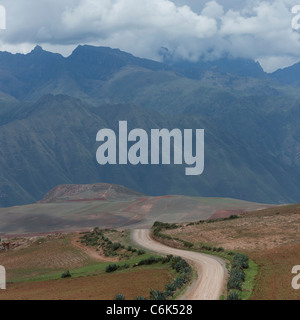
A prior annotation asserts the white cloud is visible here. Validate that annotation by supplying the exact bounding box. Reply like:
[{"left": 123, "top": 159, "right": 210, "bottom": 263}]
[
  {"left": 201, "top": 1, "right": 224, "bottom": 18},
  {"left": 0, "top": 0, "right": 300, "bottom": 71}
]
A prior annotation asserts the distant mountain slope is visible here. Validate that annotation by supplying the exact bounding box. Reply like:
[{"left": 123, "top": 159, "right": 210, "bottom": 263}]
[
  {"left": 40, "top": 183, "right": 144, "bottom": 203},
  {"left": 0, "top": 45, "right": 291, "bottom": 105},
  {"left": 1, "top": 46, "right": 300, "bottom": 206},
  {"left": 0, "top": 94, "right": 300, "bottom": 207},
  {"left": 0, "top": 45, "right": 170, "bottom": 102},
  {"left": 271, "top": 62, "right": 300, "bottom": 86},
  {"left": 167, "top": 57, "right": 266, "bottom": 79}
]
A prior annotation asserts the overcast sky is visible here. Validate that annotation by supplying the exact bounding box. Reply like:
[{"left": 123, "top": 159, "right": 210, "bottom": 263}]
[{"left": 0, "top": 0, "right": 300, "bottom": 72}]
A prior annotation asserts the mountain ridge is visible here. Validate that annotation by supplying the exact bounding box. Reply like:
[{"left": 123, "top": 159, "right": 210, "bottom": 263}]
[
  {"left": 1, "top": 46, "right": 300, "bottom": 206},
  {"left": 39, "top": 183, "right": 144, "bottom": 203}
]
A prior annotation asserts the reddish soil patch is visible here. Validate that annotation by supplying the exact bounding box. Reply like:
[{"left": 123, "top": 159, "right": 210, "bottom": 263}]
[
  {"left": 122, "top": 196, "right": 175, "bottom": 214},
  {"left": 210, "top": 210, "right": 245, "bottom": 220},
  {"left": 154, "top": 196, "right": 174, "bottom": 200},
  {"left": 123, "top": 198, "right": 149, "bottom": 213},
  {"left": 66, "top": 198, "right": 106, "bottom": 202}
]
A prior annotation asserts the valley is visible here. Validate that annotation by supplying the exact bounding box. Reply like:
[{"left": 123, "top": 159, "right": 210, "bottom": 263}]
[
  {"left": 1, "top": 46, "right": 300, "bottom": 206},
  {"left": 0, "top": 44, "right": 300, "bottom": 301}
]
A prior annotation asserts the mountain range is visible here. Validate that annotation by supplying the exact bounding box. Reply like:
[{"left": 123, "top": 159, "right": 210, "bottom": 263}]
[{"left": 1, "top": 45, "right": 300, "bottom": 207}]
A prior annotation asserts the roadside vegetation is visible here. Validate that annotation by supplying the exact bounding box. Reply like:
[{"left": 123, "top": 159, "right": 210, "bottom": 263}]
[
  {"left": 111, "top": 255, "right": 192, "bottom": 300},
  {"left": 152, "top": 219, "right": 257, "bottom": 300},
  {"left": 79, "top": 228, "right": 145, "bottom": 260}
]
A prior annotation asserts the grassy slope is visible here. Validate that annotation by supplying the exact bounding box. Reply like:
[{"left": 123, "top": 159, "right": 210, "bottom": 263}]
[
  {"left": 0, "top": 231, "right": 173, "bottom": 300},
  {"left": 0, "top": 230, "right": 183, "bottom": 300}
]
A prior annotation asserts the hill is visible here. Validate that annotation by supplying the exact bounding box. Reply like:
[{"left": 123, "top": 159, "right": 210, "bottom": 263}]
[
  {"left": 40, "top": 183, "right": 144, "bottom": 203},
  {"left": 0, "top": 182, "right": 268, "bottom": 235}
]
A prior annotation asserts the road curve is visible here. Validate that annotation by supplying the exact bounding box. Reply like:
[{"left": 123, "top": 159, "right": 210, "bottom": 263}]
[{"left": 132, "top": 229, "right": 226, "bottom": 300}]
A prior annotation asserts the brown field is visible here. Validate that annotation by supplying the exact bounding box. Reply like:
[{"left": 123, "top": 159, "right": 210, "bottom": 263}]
[
  {"left": 0, "top": 267, "right": 172, "bottom": 300},
  {"left": 250, "top": 245, "right": 300, "bottom": 300},
  {"left": 164, "top": 204, "right": 300, "bottom": 300},
  {"left": 0, "top": 231, "right": 173, "bottom": 300},
  {"left": 0, "top": 234, "right": 92, "bottom": 281}
]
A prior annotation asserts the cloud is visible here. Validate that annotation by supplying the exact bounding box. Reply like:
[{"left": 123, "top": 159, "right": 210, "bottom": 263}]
[
  {"left": 0, "top": 0, "right": 300, "bottom": 71},
  {"left": 201, "top": 1, "right": 224, "bottom": 18}
]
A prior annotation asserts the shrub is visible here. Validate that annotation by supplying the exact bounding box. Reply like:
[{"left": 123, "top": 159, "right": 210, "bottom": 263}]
[
  {"left": 164, "top": 290, "right": 174, "bottom": 298},
  {"left": 114, "top": 294, "right": 125, "bottom": 300},
  {"left": 230, "top": 268, "right": 246, "bottom": 282},
  {"left": 171, "top": 257, "right": 190, "bottom": 274},
  {"left": 137, "top": 250, "right": 145, "bottom": 256},
  {"left": 202, "top": 245, "right": 212, "bottom": 251},
  {"left": 112, "top": 243, "right": 121, "bottom": 251},
  {"left": 233, "top": 254, "right": 249, "bottom": 269},
  {"left": 106, "top": 264, "right": 119, "bottom": 273},
  {"left": 183, "top": 241, "right": 193, "bottom": 248},
  {"left": 150, "top": 289, "right": 167, "bottom": 300},
  {"left": 228, "top": 277, "right": 243, "bottom": 291},
  {"left": 166, "top": 283, "right": 177, "bottom": 292},
  {"left": 162, "top": 255, "right": 173, "bottom": 264},
  {"left": 138, "top": 256, "right": 161, "bottom": 266},
  {"left": 135, "top": 296, "right": 147, "bottom": 300},
  {"left": 173, "top": 277, "right": 187, "bottom": 288},
  {"left": 61, "top": 270, "right": 71, "bottom": 279},
  {"left": 227, "top": 291, "right": 241, "bottom": 300}
]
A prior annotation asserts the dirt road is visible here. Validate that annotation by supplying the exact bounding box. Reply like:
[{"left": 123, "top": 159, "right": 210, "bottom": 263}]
[{"left": 131, "top": 229, "right": 226, "bottom": 300}]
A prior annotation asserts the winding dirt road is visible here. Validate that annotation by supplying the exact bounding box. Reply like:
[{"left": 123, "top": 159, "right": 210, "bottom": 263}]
[{"left": 132, "top": 229, "right": 226, "bottom": 300}]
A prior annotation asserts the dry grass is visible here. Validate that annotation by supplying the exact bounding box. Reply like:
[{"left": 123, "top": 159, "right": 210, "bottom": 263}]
[
  {"left": 164, "top": 204, "right": 300, "bottom": 300},
  {"left": 166, "top": 206, "right": 300, "bottom": 251},
  {"left": 0, "top": 234, "right": 91, "bottom": 282}
]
